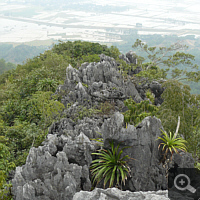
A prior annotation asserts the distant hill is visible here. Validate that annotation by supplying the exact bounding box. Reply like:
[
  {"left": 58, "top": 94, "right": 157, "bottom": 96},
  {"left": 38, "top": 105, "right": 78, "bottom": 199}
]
[{"left": 0, "top": 43, "right": 48, "bottom": 64}]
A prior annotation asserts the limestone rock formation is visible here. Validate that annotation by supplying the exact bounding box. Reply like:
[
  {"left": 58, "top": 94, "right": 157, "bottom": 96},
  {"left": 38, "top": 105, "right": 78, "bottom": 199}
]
[
  {"left": 102, "top": 113, "right": 167, "bottom": 191},
  {"left": 119, "top": 53, "right": 130, "bottom": 64},
  {"left": 11, "top": 54, "right": 195, "bottom": 200},
  {"left": 73, "top": 188, "right": 195, "bottom": 200},
  {"left": 57, "top": 54, "right": 143, "bottom": 110},
  {"left": 73, "top": 188, "right": 169, "bottom": 200},
  {"left": 125, "top": 50, "right": 137, "bottom": 64},
  {"left": 12, "top": 133, "right": 94, "bottom": 200}
]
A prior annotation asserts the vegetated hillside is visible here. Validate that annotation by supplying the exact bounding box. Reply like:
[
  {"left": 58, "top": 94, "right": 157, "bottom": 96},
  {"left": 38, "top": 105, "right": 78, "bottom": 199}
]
[
  {"left": 0, "top": 40, "right": 200, "bottom": 199},
  {"left": 0, "top": 40, "right": 120, "bottom": 165},
  {"left": 0, "top": 43, "right": 48, "bottom": 64},
  {"left": 0, "top": 58, "right": 16, "bottom": 75}
]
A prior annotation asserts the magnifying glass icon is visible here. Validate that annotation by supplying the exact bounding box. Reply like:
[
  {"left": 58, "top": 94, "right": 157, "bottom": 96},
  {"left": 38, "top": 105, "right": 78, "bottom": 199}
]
[{"left": 174, "top": 174, "right": 196, "bottom": 193}]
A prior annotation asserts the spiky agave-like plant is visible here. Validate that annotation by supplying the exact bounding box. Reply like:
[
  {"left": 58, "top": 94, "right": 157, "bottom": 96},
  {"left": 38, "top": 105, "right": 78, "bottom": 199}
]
[
  {"left": 90, "top": 141, "right": 131, "bottom": 189},
  {"left": 157, "top": 129, "right": 187, "bottom": 161}
]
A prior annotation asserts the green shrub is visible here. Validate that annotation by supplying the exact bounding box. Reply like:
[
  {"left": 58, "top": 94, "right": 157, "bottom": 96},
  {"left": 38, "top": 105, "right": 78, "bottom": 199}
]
[
  {"left": 98, "top": 101, "right": 115, "bottom": 116},
  {"left": 123, "top": 98, "right": 158, "bottom": 126},
  {"left": 0, "top": 142, "right": 15, "bottom": 199}
]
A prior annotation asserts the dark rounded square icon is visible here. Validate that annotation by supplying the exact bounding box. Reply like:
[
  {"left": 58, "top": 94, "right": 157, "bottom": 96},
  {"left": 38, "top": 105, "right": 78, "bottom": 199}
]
[{"left": 168, "top": 167, "right": 200, "bottom": 200}]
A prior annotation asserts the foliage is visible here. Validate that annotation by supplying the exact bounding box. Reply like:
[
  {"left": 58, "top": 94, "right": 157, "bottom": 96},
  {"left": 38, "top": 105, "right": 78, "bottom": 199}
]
[
  {"left": 123, "top": 98, "right": 158, "bottom": 126},
  {"left": 157, "top": 129, "right": 187, "bottom": 161},
  {"left": 52, "top": 40, "right": 120, "bottom": 68},
  {"left": 82, "top": 83, "right": 88, "bottom": 88},
  {"left": 98, "top": 101, "right": 115, "bottom": 116},
  {"left": 118, "top": 59, "right": 133, "bottom": 77},
  {"left": 157, "top": 79, "right": 199, "bottom": 140},
  {"left": 0, "top": 141, "right": 15, "bottom": 199},
  {"left": 195, "top": 162, "right": 200, "bottom": 171},
  {"left": 90, "top": 131, "right": 103, "bottom": 147},
  {"left": 37, "top": 78, "right": 59, "bottom": 92},
  {"left": 0, "top": 46, "right": 67, "bottom": 196},
  {"left": 74, "top": 106, "right": 99, "bottom": 121},
  {"left": 145, "top": 89, "right": 155, "bottom": 104},
  {"left": 0, "top": 59, "right": 15, "bottom": 75},
  {"left": 135, "top": 63, "right": 168, "bottom": 81},
  {"left": 1, "top": 94, "right": 64, "bottom": 166},
  {"left": 187, "top": 127, "right": 200, "bottom": 162},
  {"left": 0, "top": 91, "right": 64, "bottom": 167},
  {"left": 132, "top": 39, "right": 200, "bottom": 82},
  {"left": 26, "top": 91, "right": 65, "bottom": 132},
  {"left": 79, "top": 54, "right": 100, "bottom": 65},
  {"left": 90, "top": 141, "right": 131, "bottom": 189}
]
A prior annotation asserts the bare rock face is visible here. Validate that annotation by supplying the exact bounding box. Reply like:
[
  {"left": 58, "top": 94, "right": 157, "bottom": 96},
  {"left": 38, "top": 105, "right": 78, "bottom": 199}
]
[
  {"left": 125, "top": 51, "right": 137, "bottom": 64},
  {"left": 12, "top": 133, "right": 94, "bottom": 200},
  {"left": 11, "top": 113, "right": 195, "bottom": 200},
  {"left": 171, "top": 152, "right": 195, "bottom": 169},
  {"left": 56, "top": 54, "right": 143, "bottom": 110},
  {"left": 102, "top": 113, "right": 167, "bottom": 191},
  {"left": 119, "top": 53, "right": 130, "bottom": 64},
  {"left": 73, "top": 188, "right": 169, "bottom": 200},
  {"left": 149, "top": 81, "right": 165, "bottom": 105}
]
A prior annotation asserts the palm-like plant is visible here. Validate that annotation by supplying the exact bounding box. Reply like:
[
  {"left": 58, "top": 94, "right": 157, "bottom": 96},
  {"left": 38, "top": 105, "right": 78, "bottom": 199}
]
[
  {"left": 157, "top": 129, "right": 187, "bottom": 161},
  {"left": 90, "top": 141, "right": 131, "bottom": 189}
]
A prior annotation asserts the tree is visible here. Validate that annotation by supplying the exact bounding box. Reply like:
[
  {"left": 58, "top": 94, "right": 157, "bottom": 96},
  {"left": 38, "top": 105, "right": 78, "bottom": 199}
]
[
  {"left": 132, "top": 39, "right": 200, "bottom": 82},
  {"left": 0, "top": 59, "right": 15, "bottom": 75},
  {"left": 0, "top": 139, "right": 15, "bottom": 199},
  {"left": 27, "top": 91, "right": 65, "bottom": 133},
  {"left": 157, "top": 79, "right": 199, "bottom": 140},
  {"left": 132, "top": 39, "right": 200, "bottom": 162}
]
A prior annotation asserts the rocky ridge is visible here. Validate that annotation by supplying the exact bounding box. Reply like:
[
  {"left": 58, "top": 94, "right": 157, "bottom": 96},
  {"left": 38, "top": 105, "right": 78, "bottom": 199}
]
[{"left": 11, "top": 53, "right": 194, "bottom": 200}]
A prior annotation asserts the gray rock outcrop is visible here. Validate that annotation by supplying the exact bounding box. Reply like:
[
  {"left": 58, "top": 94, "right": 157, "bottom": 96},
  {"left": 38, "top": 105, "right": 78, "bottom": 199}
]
[
  {"left": 125, "top": 51, "right": 137, "bottom": 64},
  {"left": 102, "top": 113, "right": 167, "bottom": 191},
  {"left": 73, "top": 188, "right": 169, "bottom": 200},
  {"left": 11, "top": 54, "right": 195, "bottom": 200},
  {"left": 12, "top": 133, "right": 94, "bottom": 200},
  {"left": 119, "top": 53, "right": 130, "bottom": 64},
  {"left": 57, "top": 54, "right": 143, "bottom": 110}
]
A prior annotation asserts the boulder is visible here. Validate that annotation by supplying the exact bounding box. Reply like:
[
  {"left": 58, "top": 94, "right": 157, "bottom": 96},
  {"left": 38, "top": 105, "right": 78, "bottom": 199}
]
[
  {"left": 119, "top": 53, "right": 130, "bottom": 64},
  {"left": 135, "top": 80, "right": 165, "bottom": 106},
  {"left": 101, "top": 113, "right": 195, "bottom": 192},
  {"left": 149, "top": 81, "right": 165, "bottom": 105},
  {"left": 126, "top": 50, "right": 137, "bottom": 64},
  {"left": 11, "top": 112, "right": 195, "bottom": 200}
]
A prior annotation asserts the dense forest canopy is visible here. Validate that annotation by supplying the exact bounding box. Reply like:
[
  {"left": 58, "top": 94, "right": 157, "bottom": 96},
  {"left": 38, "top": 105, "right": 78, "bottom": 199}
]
[
  {"left": 0, "top": 40, "right": 200, "bottom": 199},
  {"left": 0, "top": 59, "right": 15, "bottom": 75}
]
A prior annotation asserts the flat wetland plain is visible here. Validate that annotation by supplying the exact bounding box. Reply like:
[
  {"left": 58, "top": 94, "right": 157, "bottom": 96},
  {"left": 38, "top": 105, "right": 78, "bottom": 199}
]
[{"left": 1, "top": 0, "right": 200, "bottom": 44}]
